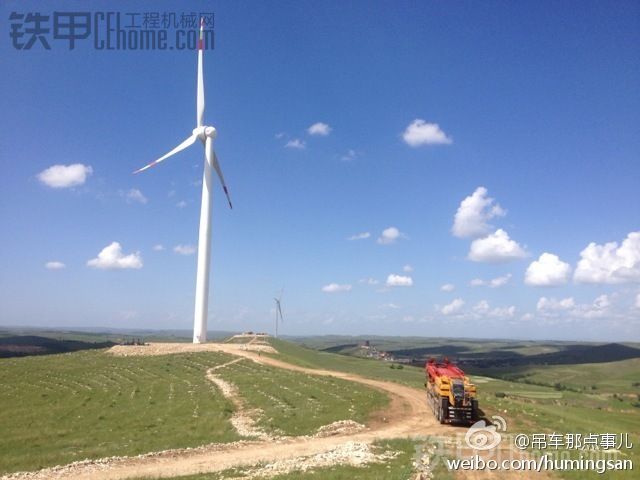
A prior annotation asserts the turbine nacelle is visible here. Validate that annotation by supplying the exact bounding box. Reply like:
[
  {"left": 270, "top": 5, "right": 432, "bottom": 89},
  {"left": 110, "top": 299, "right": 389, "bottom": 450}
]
[{"left": 193, "top": 126, "right": 217, "bottom": 141}]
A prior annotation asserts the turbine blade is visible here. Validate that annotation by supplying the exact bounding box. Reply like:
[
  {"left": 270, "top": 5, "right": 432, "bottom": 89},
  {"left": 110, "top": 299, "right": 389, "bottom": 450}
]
[
  {"left": 211, "top": 148, "right": 233, "bottom": 209},
  {"left": 277, "top": 303, "right": 284, "bottom": 322},
  {"left": 133, "top": 133, "right": 198, "bottom": 174},
  {"left": 197, "top": 18, "right": 205, "bottom": 127}
]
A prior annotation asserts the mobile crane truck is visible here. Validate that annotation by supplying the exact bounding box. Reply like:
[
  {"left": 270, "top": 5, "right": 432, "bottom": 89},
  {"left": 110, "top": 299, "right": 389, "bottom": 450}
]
[{"left": 426, "top": 357, "right": 479, "bottom": 424}]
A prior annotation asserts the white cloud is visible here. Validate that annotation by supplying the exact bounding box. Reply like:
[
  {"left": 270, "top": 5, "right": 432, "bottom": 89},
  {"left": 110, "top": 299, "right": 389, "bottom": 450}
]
[
  {"left": 473, "top": 300, "right": 515, "bottom": 318},
  {"left": 341, "top": 149, "right": 359, "bottom": 161},
  {"left": 491, "top": 305, "right": 517, "bottom": 318},
  {"left": 441, "top": 283, "right": 455, "bottom": 292},
  {"left": 490, "top": 274, "right": 512, "bottom": 288},
  {"left": 45, "top": 261, "right": 65, "bottom": 270},
  {"left": 348, "top": 232, "right": 371, "bottom": 241},
  {"left": 468, "top": 229, "right": 527, "bottom": 263},
  {"left": 359, "top": 278, "right": 379, "bottom": 285},
  {"left": 152, "top": 244, "right": 164, "bottom": 251},
  {"left": 119, "top": 310, "right": 139, "bottom": 321},
  {"left": 124, "top": 188, "right": 147, "bottom": 204},
  {"left": 473, "top": 300, "right": 490, "bottom": 314},
  {"left": 470, "top": 273, "right": 513, "bottom": 288},
  {"left": 403, "top": 264, "right": 414, "bottom": 272},
  {"left": 441, "top": 298, "right": 464, "bottom": 315},
  {"left": 537, "top": 296, "right": 575, "bottom": 312},
  {"left": 571, "top": 295, "right": 612, "bottom": 319},
  {"left": 37, "top": 164, "right": 93, "bottom": 188},
  {"left": 386, "top": 274, "right": 413, "bottom": 287},
  {"left": 402, "top": 119, "right": 452, "bottom": 147},
  {"left": 174, "top": 244, "right": 196, "bottom": 255},
  {"left": 285, "top": 138, "right": 306, "bottom": 149},
  {"left": 275, "top": 132, "right": 286, "bottom": 139},
  {"left": 574, "top": 232, "right": 640, "bottom": 284},
  {"left": 176, "top": 200, "right": 187, "bottom": 208},
  {"left": 452, "top": 187, "right": 505, "bottom": 238},
  {"left": 321, "top": 283, "right": 352, "bottom": 293},
  {"left": 525, "top": 253, "right": 571, "bottom": 286},
  {"left": 536, "top": 294, "right": 615, "bottom": 320},
  {"left": 307, "top": 122, "right": 332, "bottom": 136},
  {"left": 635, "top": 293, "right": 640, "bottom": 309},
  {"left": 377, "top": 226, "right": 406, "bottom": 245},
  {"left": 593, "top": 294, "right": 610, "bottom": 309},
  {"left": 87, "top": 242, "right": 142, "bottom": 270},
  {"left": 381, "top": 303, "right": 401, "bottom": 309}
]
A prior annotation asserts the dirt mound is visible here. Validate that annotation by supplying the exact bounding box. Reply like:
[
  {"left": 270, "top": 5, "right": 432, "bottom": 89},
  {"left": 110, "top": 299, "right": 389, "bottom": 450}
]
[
  {"left": 313, "top": 420, "right": 366, "bottom": 438},
  {"left": 240, "top": 441, "right": 398, "bottom": 478},
  {"left": 108, "top": 342, "right": 276, "bottom": 357}
]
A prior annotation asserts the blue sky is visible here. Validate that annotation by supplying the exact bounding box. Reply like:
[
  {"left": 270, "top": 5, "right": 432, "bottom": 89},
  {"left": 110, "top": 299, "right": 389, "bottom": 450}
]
[{"left": 1, "top": 1, "right": 639, "bottom": 341}]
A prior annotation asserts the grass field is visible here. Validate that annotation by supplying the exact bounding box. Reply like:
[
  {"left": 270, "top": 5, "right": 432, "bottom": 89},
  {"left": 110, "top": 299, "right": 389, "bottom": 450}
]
[
  {"left": 480, "top": 358, "right": 640, "bottom": 394},
  {"left": 269, "top": 339, "right": 425, "bottom": 387},
  {"left": 214, "top": 358, "right": 388, "bottom": 436},
  {"left": 0, "top": 350, "right": 239, "bottom": 473},
  {"left": 0, "top": 347, "right": 388, "bottom": 475}
]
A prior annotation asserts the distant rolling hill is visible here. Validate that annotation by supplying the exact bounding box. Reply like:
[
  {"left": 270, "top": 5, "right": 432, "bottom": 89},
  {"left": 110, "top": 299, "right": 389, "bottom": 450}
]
[
  {"left": 0, "top": 335, "right": 115, "bottom": 358},
  {"left": 458, "top": 343, "right": 640, "bottom": 367},
  {"left": 319, "top": 340, "right": 640, "bottom": 368}
]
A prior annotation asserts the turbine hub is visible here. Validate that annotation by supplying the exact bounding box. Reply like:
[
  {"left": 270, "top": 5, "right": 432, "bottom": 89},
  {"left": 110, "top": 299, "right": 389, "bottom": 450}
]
[
  {"left": 192, "top": 126, "right": 206, "bottom": 140},
  {"left": 192, "top": 126, "right": 216, "bottom": 141}
]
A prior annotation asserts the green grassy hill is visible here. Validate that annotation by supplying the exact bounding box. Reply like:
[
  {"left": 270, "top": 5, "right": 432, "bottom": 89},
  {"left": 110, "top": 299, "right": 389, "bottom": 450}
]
[
  {"left": 214, "top": 357, "right": 387, "bottom": 436},
  {"left": 2, "top": 336, "right": 638, "bottom": 479},
  {"left": 0, "top": 335, "right": 115, "bottom": 358},
  {"left": 477, "top": 358, "right": 640, "bottom": 394},
  {"left": 0, "top": 346, "right": 387, "bottom": 475},
  {"left": 295, "top": 335, "right": 640, "bottom": 363},
  {"left": 0, "top": 351, "right": 237, "bottom": 473},
  {"left": 269, "top": 339, "right": 425, "bottom": 386}
]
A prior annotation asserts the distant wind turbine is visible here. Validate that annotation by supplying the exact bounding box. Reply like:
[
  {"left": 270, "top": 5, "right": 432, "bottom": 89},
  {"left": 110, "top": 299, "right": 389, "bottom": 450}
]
[
  {"left": 133, "top": 18, "right": 232, "bottom": 344},
  {"left": 274, "top": 290, "right": 284, "bottom": 338}
]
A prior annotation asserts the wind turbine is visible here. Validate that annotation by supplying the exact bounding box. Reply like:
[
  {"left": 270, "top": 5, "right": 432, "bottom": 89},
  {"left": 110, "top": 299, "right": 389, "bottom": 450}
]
[
  {"left": 133, "top": 18, "right": 232, "bottom": 344},
  {"left": 274, "top": 290, "right": 284, "bottom": 338}
]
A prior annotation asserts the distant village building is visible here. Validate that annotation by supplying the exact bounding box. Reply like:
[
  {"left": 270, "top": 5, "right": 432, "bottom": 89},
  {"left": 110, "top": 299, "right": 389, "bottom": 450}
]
[{"left": 359, "top": 342, "right": 397, "bottom": 362}]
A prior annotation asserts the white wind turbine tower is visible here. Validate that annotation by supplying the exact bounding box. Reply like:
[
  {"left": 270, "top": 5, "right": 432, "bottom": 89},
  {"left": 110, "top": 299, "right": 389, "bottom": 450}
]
[
  {"left": 274, "top": 290, "right": 284, "bottom": 338},
  {"left": 134, "top": 18, "right": 232, "bottom": 344}
]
